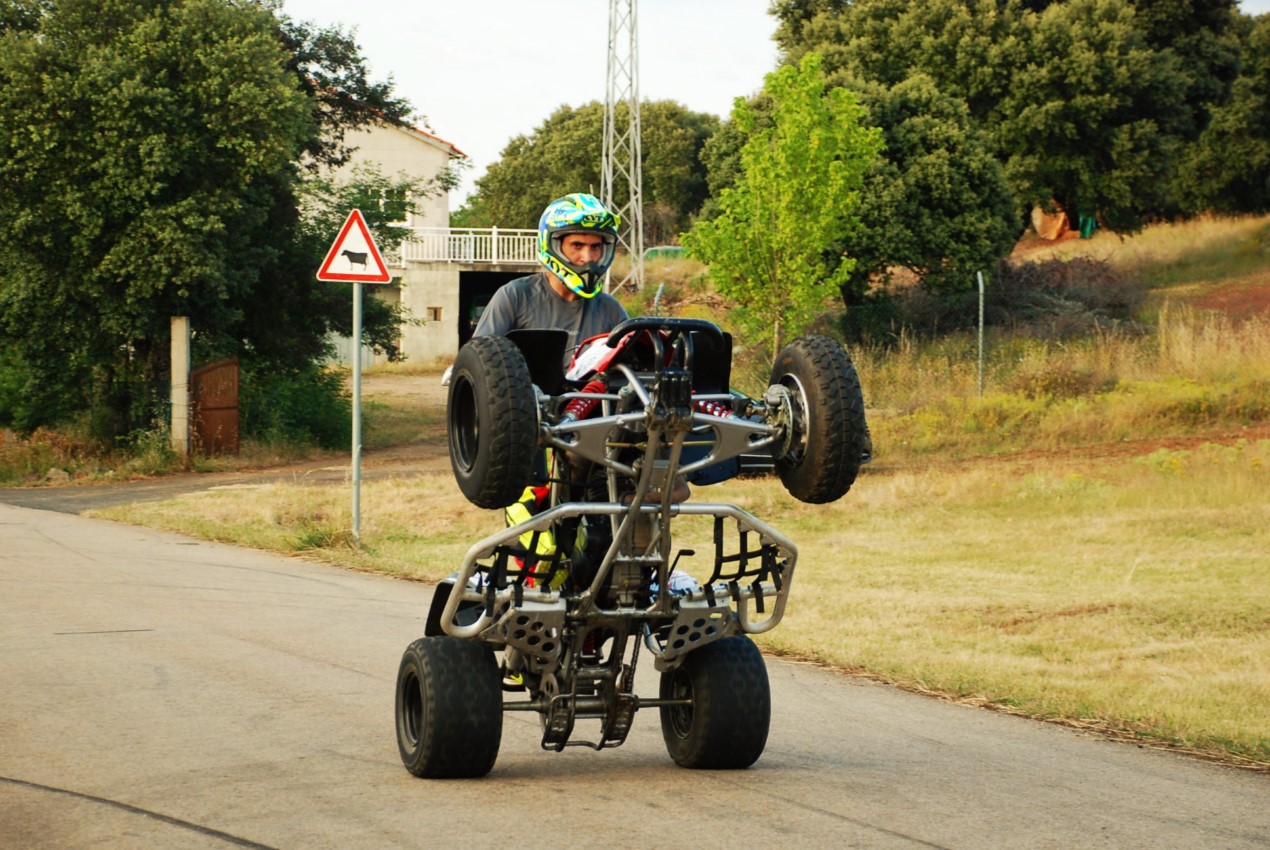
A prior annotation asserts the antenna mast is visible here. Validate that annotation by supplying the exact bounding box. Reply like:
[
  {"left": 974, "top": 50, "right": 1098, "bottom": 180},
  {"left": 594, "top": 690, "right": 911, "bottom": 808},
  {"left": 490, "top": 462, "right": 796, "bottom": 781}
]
[{"left": 602, "top": 0, "right": 644, "bottom": 292}]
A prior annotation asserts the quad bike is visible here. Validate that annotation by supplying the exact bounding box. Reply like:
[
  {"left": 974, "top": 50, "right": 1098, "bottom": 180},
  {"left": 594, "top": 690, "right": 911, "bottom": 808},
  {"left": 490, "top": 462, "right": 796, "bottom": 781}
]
[{"left": 394, "top": 317, "right": 867, "bottom": 777}]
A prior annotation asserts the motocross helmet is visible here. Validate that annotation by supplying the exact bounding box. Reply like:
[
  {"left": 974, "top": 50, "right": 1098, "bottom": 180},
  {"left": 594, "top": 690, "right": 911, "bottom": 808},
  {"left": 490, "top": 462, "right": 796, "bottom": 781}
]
[{"left": 537, "top": 193, "right": 620, "bottom": 298}]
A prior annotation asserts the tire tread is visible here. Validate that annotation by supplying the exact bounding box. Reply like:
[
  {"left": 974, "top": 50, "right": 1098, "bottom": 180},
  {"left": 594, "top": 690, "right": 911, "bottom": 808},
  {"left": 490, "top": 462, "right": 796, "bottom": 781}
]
[{"left": 396, "top": 636, "right": 502, "bottom": 778}]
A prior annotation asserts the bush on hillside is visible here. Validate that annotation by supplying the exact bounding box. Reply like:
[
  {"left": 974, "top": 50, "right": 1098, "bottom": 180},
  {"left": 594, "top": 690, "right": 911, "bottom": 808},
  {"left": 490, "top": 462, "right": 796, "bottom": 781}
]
[{"left": 842, "top": 257, "right": 1147, "bottom": 342}]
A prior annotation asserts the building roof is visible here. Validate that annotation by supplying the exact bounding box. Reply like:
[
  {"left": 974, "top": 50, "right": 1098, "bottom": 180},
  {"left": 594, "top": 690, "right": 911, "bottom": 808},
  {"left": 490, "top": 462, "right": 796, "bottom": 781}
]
[{"left": 394, "top": 124, "right": 467, "bottom": 159}]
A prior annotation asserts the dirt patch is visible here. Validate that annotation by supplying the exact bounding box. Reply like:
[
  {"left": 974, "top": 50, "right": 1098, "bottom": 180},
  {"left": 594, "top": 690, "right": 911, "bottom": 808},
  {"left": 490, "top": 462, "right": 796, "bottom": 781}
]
[
  {"left": 1190, "top": 271, "right": 1270, "bottom": 319},
  {"left": 359, "top": 370, "right": 449, "bottom": 406},
  {"left": 870, "top": 423, "right": 1270, "bottom": 479}
]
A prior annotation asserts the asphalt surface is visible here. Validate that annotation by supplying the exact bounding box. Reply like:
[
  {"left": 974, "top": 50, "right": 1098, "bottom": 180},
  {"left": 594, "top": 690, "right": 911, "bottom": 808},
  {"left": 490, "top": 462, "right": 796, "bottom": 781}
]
[{"left": 1, "top": 502, "right": 1267, "bottom": 849}]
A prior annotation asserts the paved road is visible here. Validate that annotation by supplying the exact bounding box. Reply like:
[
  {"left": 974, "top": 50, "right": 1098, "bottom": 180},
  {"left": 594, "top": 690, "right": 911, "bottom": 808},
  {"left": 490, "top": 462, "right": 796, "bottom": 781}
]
[{"left": 1, "top": 503, "right": 1266, "bottom": 849}]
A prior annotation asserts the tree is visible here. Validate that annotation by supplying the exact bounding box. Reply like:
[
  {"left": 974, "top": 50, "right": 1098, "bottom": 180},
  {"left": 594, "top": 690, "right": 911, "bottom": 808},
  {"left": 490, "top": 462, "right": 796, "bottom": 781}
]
[
  {"left": 997, "top": 0, "right": 1190, "bottom": 230},
  {"left": 0, "top": 0, "right": 430, "bottom": 436},
  {"left": 1170, "top": 11, "right": 1270, "bottom": 213},
  {"left": 770, "top": 0, "right": 1211, "bottom": 230},
  {"left": 1130, "top": 0, "right": 1241, "bottom": 142},
  {"left": 845, "top": 75, "right": 1020, "bottom": 300},
  {"left": 275, "top": 13, "right": 414, "bottom": 170},
  {"left": 699, "top": 78, "right": 1018, "bottom": 302},
  {"left": 682, "top": 53, "right": 883, "bottom": 358},
  {"left": 0, "top": 0, "right": 312, "bottom": 433},
  {"left": 452, "top": 100, "right": 719, "bottom": 243}
]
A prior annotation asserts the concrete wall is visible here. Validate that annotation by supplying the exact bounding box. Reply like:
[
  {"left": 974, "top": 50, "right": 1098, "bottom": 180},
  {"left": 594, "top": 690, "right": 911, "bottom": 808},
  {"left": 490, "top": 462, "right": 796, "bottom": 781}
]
[
  {"left": 326, "top": 123, "right": 455, "bottom": 228},
  {"left": 395, "top": 265, "right": 462, "bottom": 364}
]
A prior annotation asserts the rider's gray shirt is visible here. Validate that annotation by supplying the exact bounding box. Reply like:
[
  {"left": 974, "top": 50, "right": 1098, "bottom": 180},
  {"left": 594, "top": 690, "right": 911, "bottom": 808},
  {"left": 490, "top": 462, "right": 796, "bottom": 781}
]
[{"left": 472, "top": 272, "right": 628, "bottom": 361}]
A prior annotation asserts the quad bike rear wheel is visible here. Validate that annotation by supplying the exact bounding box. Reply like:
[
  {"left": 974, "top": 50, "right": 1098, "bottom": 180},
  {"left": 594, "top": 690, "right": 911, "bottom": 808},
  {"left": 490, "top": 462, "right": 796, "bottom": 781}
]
[
  {"left": 659, "top": 635, "right": 770, "bottom": 769},
  {"left": 447, "top": 335, "right": 538, "bottom": 508},
  {"left": 395, "top": 637, "right": 503, "bottom": 778},
  {"left": 769, "top": 335, "right": 868, "bottom": 504}
]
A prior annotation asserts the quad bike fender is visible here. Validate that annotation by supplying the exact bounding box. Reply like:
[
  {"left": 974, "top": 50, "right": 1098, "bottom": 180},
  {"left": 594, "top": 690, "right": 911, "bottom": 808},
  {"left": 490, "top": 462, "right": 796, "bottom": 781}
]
[{"left": 425, "top": 574, "right": 483, "bottom": 637}]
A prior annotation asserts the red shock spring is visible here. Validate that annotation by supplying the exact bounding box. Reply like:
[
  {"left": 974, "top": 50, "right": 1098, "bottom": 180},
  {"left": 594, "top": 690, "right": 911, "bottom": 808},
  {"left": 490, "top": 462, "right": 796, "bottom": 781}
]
[
  {"left": 563, "top": 379, "right": 607, "bottom": 420},
  {"left": 693, "top": 398, "right": 734, "bottom": 418}
]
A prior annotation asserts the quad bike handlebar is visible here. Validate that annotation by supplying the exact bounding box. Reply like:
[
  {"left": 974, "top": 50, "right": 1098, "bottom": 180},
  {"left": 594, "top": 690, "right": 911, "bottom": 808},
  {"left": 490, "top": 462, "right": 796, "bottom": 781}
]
[{"left": 604, "top": 316, "right": 726, "bottom": 349}]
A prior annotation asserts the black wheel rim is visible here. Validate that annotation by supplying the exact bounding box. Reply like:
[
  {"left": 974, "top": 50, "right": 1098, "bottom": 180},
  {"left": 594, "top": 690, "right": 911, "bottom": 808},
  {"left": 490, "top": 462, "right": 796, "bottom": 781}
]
[
  {"left": 450, "top": 375, "right": 478, "bottom": 474},
  {"left": 667, "top": 668, "right": 694, "bottom": 738},
  {"left": 400, "top": 667, "right": 423, "bottom": 747}
]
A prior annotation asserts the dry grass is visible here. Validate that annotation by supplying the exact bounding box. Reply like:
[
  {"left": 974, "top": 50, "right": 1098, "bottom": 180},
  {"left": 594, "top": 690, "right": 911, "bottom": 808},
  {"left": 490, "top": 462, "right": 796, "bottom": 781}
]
[
  {"left": 750, "top": 441, "right": 1269, "bottom": 764},
  {"left": 1016, "top": 213, "right": 1270, "bottom": 282},
  {"left": 856, "top": 309, "right": 1270, "bottom": 462}
]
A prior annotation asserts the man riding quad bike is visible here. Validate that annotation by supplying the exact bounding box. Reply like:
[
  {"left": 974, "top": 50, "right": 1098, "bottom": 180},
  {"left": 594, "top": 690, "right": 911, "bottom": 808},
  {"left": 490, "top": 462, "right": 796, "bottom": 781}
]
[{"left": 395, "top": 316, "right": 867, "bottom": 777}]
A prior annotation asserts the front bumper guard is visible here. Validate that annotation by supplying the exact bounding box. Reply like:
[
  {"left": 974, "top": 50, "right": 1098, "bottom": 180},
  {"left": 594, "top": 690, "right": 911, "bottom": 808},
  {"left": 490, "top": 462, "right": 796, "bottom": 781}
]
[{"left": 439, "top": 501, "right": 797, "bottom": 669}]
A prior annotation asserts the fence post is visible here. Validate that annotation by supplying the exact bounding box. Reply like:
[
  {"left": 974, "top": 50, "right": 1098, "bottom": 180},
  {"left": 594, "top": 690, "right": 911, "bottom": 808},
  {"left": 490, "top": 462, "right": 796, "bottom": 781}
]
[
  {"left": 491, "top": 226, "right": 499, "bottom": 264},
  {"left": 977, "top": 270, "right": 986, "bottom": 398},
  {"left": 170, "top": 316, "right": 190, "bottom": 457}
]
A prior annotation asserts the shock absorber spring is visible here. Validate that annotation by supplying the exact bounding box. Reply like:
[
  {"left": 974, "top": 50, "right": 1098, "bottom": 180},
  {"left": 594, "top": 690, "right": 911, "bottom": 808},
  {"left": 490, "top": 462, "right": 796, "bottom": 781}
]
[
  {"left": 693, "top": 398, "right": 734, "bottom": 418},
  {"left": 562, "top": 379, "right": 607, "bottom": 421}
]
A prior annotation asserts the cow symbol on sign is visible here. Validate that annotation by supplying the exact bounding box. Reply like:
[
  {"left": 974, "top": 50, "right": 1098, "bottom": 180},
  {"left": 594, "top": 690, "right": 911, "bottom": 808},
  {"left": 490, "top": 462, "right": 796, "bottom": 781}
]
[{"left": 341, "top": 250, "right": 368, "bottom": 270}]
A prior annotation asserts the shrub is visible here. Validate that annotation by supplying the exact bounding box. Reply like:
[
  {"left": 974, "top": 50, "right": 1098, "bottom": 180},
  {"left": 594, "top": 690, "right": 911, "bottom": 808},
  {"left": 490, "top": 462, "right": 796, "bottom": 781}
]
[
  {"left": 239, "top": 364, "right": 350, "bottom": 449},
  {"left": 0, "top": 345, "right": 24, "bottom": 429},
  {"left": 1007, "top": 362, "right": 1117, "bottom": 400},
  {"left": 992, "top": 257, "right": 1147, "bottom": 330},
  {"left": 844, "top": 257, "right": 1148, "bottom": 344}
]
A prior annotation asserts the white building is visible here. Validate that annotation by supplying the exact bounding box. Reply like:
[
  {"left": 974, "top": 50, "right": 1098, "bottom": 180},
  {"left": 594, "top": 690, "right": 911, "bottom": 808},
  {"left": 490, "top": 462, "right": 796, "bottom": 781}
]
[{"left": 328, "top": 123, "right": 537, "bottom": 366}]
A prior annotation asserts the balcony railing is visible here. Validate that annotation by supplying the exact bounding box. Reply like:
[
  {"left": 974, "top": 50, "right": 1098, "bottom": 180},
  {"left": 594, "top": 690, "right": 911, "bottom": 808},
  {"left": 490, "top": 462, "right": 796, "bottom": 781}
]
[{"left": 394, "top": 227, "right": 538, "bottom": 265}]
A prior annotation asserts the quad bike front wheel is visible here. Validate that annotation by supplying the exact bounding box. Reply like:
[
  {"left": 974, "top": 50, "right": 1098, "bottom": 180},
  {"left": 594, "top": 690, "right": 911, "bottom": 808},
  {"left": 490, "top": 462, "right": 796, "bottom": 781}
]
[
  {"left": 447, "top": 335, "right": 538, "bottom": 508},
  {"left": 659, "top": 636, "right": 770, "bottom": 769},
  {"left": 395, "top": 637, "right": 503, "bottom": 778},
  {"left": 769, "top": 335, "right": 868, "bottom": 504}
]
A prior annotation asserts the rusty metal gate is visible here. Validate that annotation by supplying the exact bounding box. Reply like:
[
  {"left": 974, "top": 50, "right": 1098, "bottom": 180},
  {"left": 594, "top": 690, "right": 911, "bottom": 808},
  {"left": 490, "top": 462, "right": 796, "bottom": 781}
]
[{"left": 191, "top": 357, "right": 239, "bottom": 455}]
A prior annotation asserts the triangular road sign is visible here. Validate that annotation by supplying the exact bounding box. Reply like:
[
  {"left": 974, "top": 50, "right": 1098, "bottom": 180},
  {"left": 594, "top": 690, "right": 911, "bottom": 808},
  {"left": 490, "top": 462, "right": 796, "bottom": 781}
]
[{"left": 316, "top": 209, "right": 393, "bottom": 283}]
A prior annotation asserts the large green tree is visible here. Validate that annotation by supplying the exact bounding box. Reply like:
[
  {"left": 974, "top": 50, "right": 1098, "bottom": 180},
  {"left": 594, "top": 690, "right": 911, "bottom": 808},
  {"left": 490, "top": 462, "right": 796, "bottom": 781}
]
[
  {"left": 998, "top": 0, "right": 1191, "bottom": 230},
  {"left": 770, "top": 0, "right": 1222, "bottom": 230},
  {"left": 699, "top": 77, "right": 1018, "bottom": 300},
  {"left": 0, "top": 0, "right": 310, "bottom": 432},
  {"left": 0, "top": 0, "right": 427, "bottom": 435},
  {"left": 453, "top": 100, "right": 719, "bottom": 244},
  {"left": 845, "top": 75, "right": 1020, "bottom": 299},
  {"left": 1170, "top": 11, "right": 1270, "bottom": 213},
  {"left": 683, "top": 54, "right": 882, "bottom": 358}
]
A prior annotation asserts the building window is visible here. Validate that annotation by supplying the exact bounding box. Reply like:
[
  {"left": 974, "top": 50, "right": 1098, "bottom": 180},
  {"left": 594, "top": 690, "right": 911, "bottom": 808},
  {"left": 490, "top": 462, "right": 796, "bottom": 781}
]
[
  {"left": 425, "top": 307, "right": 442, "bottom": 322},
  {"left": 382, "top": 186, "right": 409, "bottom": 223}
]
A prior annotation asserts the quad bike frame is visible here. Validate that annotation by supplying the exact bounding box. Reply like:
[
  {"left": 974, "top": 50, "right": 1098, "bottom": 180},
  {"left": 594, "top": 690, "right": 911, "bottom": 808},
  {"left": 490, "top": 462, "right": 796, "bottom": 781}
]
[{"left": 396, "top": 317, "right": 867, "bottom": 777}]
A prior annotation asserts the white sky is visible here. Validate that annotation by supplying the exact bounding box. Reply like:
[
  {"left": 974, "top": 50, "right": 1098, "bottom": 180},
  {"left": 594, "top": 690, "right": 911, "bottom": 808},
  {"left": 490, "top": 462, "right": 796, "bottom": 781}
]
[
  {"left": 280, "top": 0, "right": 780, "bottom": 208},
  {"left": 281, "top": 0, "right": 1270, "bottom": 210}
]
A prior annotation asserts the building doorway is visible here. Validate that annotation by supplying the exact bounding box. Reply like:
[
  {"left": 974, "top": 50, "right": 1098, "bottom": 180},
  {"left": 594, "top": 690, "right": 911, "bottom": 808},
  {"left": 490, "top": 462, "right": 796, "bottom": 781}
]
[{"left": 457, "top": 270, "right": 524, "bottom": 347}]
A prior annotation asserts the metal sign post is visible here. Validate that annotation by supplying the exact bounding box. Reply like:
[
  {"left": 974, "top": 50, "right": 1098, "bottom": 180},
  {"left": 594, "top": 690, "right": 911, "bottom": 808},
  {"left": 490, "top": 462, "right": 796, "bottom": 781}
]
[
  {"left": 316, "top": 209, "right": 393, "bottom": 546},
  {"left": 351, "top": 282, "right": 363, "bottom": 543}
]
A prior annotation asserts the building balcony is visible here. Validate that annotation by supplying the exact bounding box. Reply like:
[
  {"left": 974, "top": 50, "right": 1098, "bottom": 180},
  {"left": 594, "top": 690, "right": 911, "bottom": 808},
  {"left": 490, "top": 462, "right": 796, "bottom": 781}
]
[{"left": 393, "top": 227, "right": 538, "bottom": 266}]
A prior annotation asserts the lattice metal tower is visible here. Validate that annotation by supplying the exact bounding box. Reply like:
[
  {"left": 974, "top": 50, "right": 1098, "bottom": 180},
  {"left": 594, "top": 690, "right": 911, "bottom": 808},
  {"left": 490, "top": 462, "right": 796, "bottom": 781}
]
[{"left": 601, "top": 0, "right": 644, "bottom": 292}]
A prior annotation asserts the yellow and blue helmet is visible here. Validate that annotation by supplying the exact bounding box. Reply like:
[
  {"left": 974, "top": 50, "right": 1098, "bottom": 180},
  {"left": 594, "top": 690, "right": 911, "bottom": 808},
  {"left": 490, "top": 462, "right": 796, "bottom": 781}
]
[{"left": 537, "top": 193, "right": 620, "bottom": 298}]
